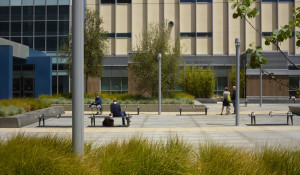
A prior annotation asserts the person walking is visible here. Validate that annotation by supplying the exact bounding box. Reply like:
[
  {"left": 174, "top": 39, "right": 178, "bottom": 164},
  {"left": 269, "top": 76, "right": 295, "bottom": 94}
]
[
  {"left": 231, "top": 86, "right": 236, "bottom": 114},
  {"left": 220, "top": 87, "right": 231, "bottom": 115}
]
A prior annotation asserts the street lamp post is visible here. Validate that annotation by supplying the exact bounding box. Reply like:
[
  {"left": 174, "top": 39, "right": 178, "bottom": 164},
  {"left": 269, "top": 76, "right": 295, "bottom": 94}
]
[
  {"left": 235, "top": 38, "right": 240, "bottom": 126},
  {"left": 158, "top": 53, "right": 162, "bottom": 115},
  {"left": 72, "top": 0, "right": 84, "bottom": 156}
]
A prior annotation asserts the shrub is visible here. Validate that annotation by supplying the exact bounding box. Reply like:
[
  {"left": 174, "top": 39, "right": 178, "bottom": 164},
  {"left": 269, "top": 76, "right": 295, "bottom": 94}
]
[
  {"left": 0, "top": 98, "right": 51, "bottom": 113},
  {"left": 0, "top": 105, "right": 26, "bottom": 117},
  {"left": 179, "top": 66, "right": 215, "bottom": 98}
]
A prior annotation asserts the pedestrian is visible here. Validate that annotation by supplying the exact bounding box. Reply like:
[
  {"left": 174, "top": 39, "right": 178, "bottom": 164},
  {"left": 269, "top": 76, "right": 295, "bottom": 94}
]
[
  {"left": 110, "top": 98, "right": 126, "bottom": 125},
  {"left": 220, "top": 87, "right": 231, "bottom": 115},
  {"left": 231, "top": 86, "right": 236, "bottom": 114},
  {"left": 89, "top": 93, "right": 102, "bottom": 115}
]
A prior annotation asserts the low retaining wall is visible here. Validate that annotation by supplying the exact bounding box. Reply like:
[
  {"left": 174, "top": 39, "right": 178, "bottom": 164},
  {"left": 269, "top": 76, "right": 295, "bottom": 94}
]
[
  {"left": 0, "top": 106, "right": 65, "bottom": 128},
  {"left": 52, "top": 104, "right": 206, "bottom": 113}
]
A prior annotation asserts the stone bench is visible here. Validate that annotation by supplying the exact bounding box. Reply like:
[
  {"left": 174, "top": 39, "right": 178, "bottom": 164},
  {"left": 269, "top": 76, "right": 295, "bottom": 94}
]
[
  {"left": 179, "top": 105, "right": 209, "bottom": 115},
  {"left": 88, "top": 114, "right": 132, "bottom": 127},
  {"left": 248, "top": 111, "right": 294, "bottom": 125}
]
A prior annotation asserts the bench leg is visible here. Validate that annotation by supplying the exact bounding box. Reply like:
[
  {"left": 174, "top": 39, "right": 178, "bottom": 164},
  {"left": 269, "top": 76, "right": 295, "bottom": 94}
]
[
  {"left": 291, "top": 116, "right": 293, "bottom": 126},
  {"left": 137, "top": 107, "right": 139, "bottom": 115},
  {"left": 126, "top": 118, "right": 130, "bottom": 127},
  {"left": 122, "top": 118, "right": 125, "bottom": 125},
  {"left": 205, "top": 107, "right": 208, "bottom": 115},
  {"left": 43, "top": 118, "right": 45, "bottom": 126},
  {"left": 39, "top": 118, "right": 41, "bottom": 127},
  {"left": 180, "top": 108, "right": 182, "bottom": 115}
]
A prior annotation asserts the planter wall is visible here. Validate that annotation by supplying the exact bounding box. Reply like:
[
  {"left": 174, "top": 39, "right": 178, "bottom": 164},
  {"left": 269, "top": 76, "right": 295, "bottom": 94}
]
[{"left": 0, "top": 106, "right": 65, "bottom": 128}]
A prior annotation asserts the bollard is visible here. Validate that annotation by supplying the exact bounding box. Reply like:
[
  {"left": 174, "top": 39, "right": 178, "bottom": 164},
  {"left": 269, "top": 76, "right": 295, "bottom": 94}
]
[
  {"left": 179, "top": 106, "right": 182, "bottom": 115},
  {"left": 137, "top": 106, "right": 140, "bottom": 115},
  {"left": 245, "top": 99, "right": 248, "bottom": 107},
  {"left": 205, "top": 105, "right": 208, "bottom": 115}
]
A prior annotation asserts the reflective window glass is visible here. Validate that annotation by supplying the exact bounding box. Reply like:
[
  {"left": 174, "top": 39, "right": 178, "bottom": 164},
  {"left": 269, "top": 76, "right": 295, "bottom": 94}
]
[
  {"left": 0, "top": 22, "right": 9, "bottom": 36},
  {"left": 23, "top": 0, "right": 34, "bottom": 5},
  {"left": 11, "top": 0, "right": 21, "bottom": 6},
  {"left": 58, "top": 0, "right": 69, "bottom": 5},
  {"left": 47, "top": 6, "right": 58, "bottom": 20},
  {"left": 111, "top": 77, "right": 121, "bottom": 90},
  {"left": 52, "top": 76, "right": 57, "bottom": 94},
  {"left": 47, "top": 37, "right": 57, "bottom": 51},
  {"left": 101, "top": 0, "right": 115, "bottom": 3},
  {"left": 35, "top": 6, "right": 46, "bottom": 20},
  {"left": 0, "top": 0, "right": 9, "bottom": 6},
  {"left": 11, "top": 22, "right": 21, "bottom": 36},
  {"left": 59, "top": 36, "right": 68, "bottom": 47},
  {"left": 59, "top": 5, "right": 69, "bottom": 20},
  {"left": 47, "top": 21, "right": 57, "bottom": 35},
  {"left": 23, "top": 6, "right": 33, "bottom": 20},
  {"left": 118, "top": 0, "right": 131, "bottom": 3},
  {"left": 58, "top": 76, "right": 69, "bottom": 93},
  {"left": 35, "top": 37, "right": 45, "bottom": 51},
  {"left": 11, "top": 37, "right": 21, "bottom": 44},
  {"left": 122, "top": 77, "right": 128, "bottom": 91},
  {"left": 47, "top": 0, "right": 57, "bottom": 5},
  {"left": 11, "top": 7, "right": 21, "bottom": 21},
  {"left": 59, "top": 21, "right": 69, "bottom": 35},
  {"left": 35, "top": 21, "right": 45, "bottom": 35},
  {"left": 23, "top": 22, "right": 33, "bottom": 36},
  {"left": 22, "top": 37, "right": 33, "bottom": 48},
  {"left": 101, "top": 77, "right": 110, "bottom": 91},
  {"left": 0, "top": 7, "right": 9, "bottom": 21},
  {"left": 35, "top": 0, "right": 46, "bottom": 5}
]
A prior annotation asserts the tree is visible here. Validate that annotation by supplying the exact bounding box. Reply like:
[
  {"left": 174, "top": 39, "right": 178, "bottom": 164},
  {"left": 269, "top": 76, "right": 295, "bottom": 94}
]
[
  {"left": 58, "top": 9, "right": 108, "bottom": 93},
  {"left": 230, "top": 67, "right": 246, "bottom": 98},
  {"left": 179, "top": 65, "right": 215, "bottom": 98},
  {"left": 130, "top": 21, "right": 182, "bottom": 97}
]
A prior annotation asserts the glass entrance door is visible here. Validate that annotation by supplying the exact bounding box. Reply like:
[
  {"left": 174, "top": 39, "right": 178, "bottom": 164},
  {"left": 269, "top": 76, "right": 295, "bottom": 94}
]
[{"left": 13, "top": 76, "right": 34, "bottom": 98}]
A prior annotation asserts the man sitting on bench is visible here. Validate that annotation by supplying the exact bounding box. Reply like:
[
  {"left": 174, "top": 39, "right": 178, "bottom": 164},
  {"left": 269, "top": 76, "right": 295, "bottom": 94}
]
[
  {"left": 110, "top": 98, "right": 126, "bottom": 125},
  {"left": 89, "top": 93, "right": 102, "bottom": 115}
]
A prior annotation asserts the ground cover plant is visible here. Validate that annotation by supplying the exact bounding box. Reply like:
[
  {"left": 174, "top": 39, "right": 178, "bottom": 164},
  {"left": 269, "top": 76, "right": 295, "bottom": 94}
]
[
  {"left": 39, "top": 92, "right": 194, "bottom": 105},
  {"left": 0, "top": 98, "right": 51, "bottom": 117},
  {"left": 0, "top": 135, "right": 299, "bottom": 175}
]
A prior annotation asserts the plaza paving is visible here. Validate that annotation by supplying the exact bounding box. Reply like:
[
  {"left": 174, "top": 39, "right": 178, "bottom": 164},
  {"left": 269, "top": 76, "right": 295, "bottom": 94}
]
[{"left": 1, "top": 103, "right": 300, "bottom": 149}]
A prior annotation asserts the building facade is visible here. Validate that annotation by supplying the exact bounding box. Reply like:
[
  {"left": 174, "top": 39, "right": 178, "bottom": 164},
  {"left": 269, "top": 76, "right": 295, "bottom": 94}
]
[{"left": 1, "top": 0, "right": 300, "bottom": 98}]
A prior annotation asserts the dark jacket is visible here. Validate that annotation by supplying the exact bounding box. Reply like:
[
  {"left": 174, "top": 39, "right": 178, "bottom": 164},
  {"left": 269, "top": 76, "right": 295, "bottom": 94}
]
[
  {"left": 94, "top": 96, "right": 102, "bottom": 105},
  {"left": 231, "top": 90, "right": 236, "bottom": 100},
  {"left": 110, "top": 103, "right": 122, "bottom": 117}
]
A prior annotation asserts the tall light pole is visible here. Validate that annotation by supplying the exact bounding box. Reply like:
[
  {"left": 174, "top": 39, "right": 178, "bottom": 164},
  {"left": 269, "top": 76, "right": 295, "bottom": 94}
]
[
  {"left": 72, "top": 0, "right": 84, "bottom": 156},
  {"left": 158, "top": 53, "right": 162, "bottom": 115},
  {"left": 235, "top": 38, "right": 240, "bottom": 126}
]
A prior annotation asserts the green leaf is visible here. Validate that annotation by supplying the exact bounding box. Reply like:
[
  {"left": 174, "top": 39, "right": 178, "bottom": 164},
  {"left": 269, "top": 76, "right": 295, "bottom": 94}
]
[
  {"left": 246, "top": 48, "right": 253, "bottom": 54},
  {"left": 265, "top": 40, "right": 270, "bottom": 45},
  {"left": 296, "top": 40, "right": 300, "bottom": 47},
  {"left": 233, "top": 13, "right": 239, "bottom": 19},
  {"left": 296, "top": 31, "right": 300, "bottom": 39},
  {"left": 273, "top": 29, "right": 280, "bottom": 36},
  {"left": 261, "top": 58, "right": 267, "bottom": 65}
]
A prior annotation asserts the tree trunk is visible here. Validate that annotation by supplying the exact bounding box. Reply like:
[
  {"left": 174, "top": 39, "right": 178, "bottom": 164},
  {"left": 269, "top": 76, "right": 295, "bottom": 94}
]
[{"left": 85, "top": 75, "right": 88, "bottom": 94}]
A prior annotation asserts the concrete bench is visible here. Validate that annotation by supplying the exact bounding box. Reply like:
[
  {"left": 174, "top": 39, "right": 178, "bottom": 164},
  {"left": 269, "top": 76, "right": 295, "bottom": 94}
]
[
  {"left": 179, "top": 105, "right": 209, "bottom": 115},
  {"left": 248, "top": 111, "right": 294, "bottom": 125},
  {"left": 36, "top": 114, "right": 72, "bottom": 127},
  {"left": 122, "top": 105, "right": 140, "bottom": 115},
  {"left": 88, "top": 114, "right": 132, "bottom": 127}
]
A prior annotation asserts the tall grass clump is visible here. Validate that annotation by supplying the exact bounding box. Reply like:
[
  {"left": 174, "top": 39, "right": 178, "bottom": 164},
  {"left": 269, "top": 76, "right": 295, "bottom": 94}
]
[
  {"left": 0, "top": 98, "right": 51, "bottom": 113},
  {"left": 0, "top": 134, "right": 93, "bottom": 175},
  {"left": 0, "top": 105, "right": 26, "bottom": 117},
  {"left": 88, "top": 136, "right": 194, "bottom": 174}
]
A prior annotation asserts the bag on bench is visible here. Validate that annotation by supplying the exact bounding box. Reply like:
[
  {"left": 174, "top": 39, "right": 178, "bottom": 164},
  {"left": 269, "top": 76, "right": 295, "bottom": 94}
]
[{"left": 103, "top": 117, "right": 114, "bottom": 127}]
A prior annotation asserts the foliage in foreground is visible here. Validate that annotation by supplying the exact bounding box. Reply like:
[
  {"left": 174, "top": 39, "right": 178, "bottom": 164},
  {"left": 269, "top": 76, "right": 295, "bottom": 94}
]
[{"left": 0, "top": 135, "right": 300, "bottom": 175}]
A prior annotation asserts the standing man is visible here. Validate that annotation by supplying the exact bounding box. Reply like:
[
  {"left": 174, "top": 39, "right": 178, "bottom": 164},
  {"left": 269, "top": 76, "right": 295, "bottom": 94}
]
[{"left": 231, "top": 86, "right": 236, "bottom": 114}]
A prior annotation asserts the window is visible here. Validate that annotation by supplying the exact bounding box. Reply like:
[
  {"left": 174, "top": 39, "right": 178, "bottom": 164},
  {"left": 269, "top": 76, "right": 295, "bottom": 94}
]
[
  {"left": 35, "top": 21, "right": 45, "bottom": 35},
  {"left": 11, "top": 37, "right": 21, "bottom": 43},
  {"left": 47, "top": 0, "right": 58, "bottom": 5},
  {"left": 0, "top": 22, "right": 9, "bottom": 36},
  {"left": 59, "top": 21, "right": 69, "bottom": 35},
  {"left": 197, "top": 32, "right": 212, "bottom": 37},
  {"left": 117, "top": 0, "right": 131, "bottom": 3},
  {"left": 180, "top": 33, "right": 196, "bottom": 37},
  {"left": 35, "top": 6, "right": 46, "bottom": 20},
  {"left": 59, "top": 5, "right": 69, "bottom": 20},
  {"left": 0, "top": 0, "right": 9, "bottom": 6},
  {"left": 35, "top": 0, "right": 46, "bottom": 5},
  {"left": 23, "top": 6, "right": 34, "bottom": 20},
  {"left": 35, "top": 37, "right": 45, "bottom": 51},
  {"left": 47, "top": 6, "right": 58, "bottom": 20},
  {"left": 101, "top": 0, "right": 115, "bottom": 3},
  {"left": 11, "top": 22, "right": 21, "bottom": 36},
  {"left": 23, "top": 22, "right": 33, "bottom": 36},
  {"left": 59, "top": 0, "right": 70, "bottom": 5},
  {"left": 101, "top": 77, "right": 128, "bottom": 93},
  {"left": 47, "top": 21, "right": 58, "bottom": 35},
  {"left": 47, "top": 37, "right": 57, "bottom": 51},
  {"left": 0, "top": 7, "right": 9, "bottom": 21},
  {"left": 116, "top": 33, "right": 131, "bottom": 38},
  {"left": 23, "top": 0, "right": 34, "bottom": 6},
  {"left": 289, "top": 77, "right": 299, "bottom": 96},
  {"left": 11, "top": 7, "right": 21, "bottom": 21},
  {"left": 22, "top": 37, "right": 33, "bottom": 48},
  {"left": 180, "top": 0, "right": 194, "bottom": 2},
  {"left": 52, "top": 75, "right": 69, "bottom": 94},
  {"left": 11, "top": 0, "right": 21, "bottom": 6}
]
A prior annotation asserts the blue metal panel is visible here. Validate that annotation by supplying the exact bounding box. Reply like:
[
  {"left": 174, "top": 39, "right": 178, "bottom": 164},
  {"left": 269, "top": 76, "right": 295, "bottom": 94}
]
[
  {"left": 26, "top": 56, "right": 52, "bottom": 98},
  {"left": 0, "top": 45, "right": 13, "bottom": 99}
]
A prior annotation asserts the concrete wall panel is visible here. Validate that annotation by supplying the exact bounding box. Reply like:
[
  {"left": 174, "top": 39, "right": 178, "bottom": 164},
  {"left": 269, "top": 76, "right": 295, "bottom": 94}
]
[
  {"left": 116, "top": 38, "right": 130, "bottom": 55},
  {"left": 197, "top": 3, "right": 211, "bottom": 32},
  {"left": 261, "top": 3, "right": 277, "bottom": 32},
  {"left": 180, "top": 3, "right": 195, "bottom": 32},
  {"left": 181, "top": 38, "right": 195, "bottom": 55},
  {"left": 116, "top": 4, "right": 131, "bottom": 33},
  {"left": 197, "top": 37, "right": 212, "bottom": 55},
  {"left": 100, "top": 4, "right": 115, "bottom": 33},
  {"left": 213, "top": 2, "right": 227, "bottom": 54},
  {"left": 132, "top": 0, "right": 147, "bottom": 48},
  {"left": 245, "top": 3, "right": 261, "bottom": 47},
  {"left": 164, "top": 1, "right": 179, "bottom": 43},
  {"left": 278, "top": 3, "right": 293, "bottom": 54},
  {"left": 148, "top": 0, "right": 163, "bottom": 24}
]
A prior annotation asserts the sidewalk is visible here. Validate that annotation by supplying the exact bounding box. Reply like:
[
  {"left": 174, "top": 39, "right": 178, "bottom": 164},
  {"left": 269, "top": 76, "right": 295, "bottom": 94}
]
[{"left": 0, "top": 103, "right": 300, "bottom": 149}]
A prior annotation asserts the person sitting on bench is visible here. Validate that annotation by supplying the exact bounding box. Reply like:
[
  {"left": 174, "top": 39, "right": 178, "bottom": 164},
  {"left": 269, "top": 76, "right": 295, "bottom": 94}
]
[
  {"left": 89, "top": 93, "right": 102, "bottom": 115},
  {"left": 110, "top": 98, "right": 126, "bottom": 125}
]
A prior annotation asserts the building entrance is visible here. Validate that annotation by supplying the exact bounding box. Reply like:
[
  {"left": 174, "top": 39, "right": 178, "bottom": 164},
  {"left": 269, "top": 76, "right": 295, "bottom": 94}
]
[{"left": 13, "top": 65, "right": 35, "bottom": 98}]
